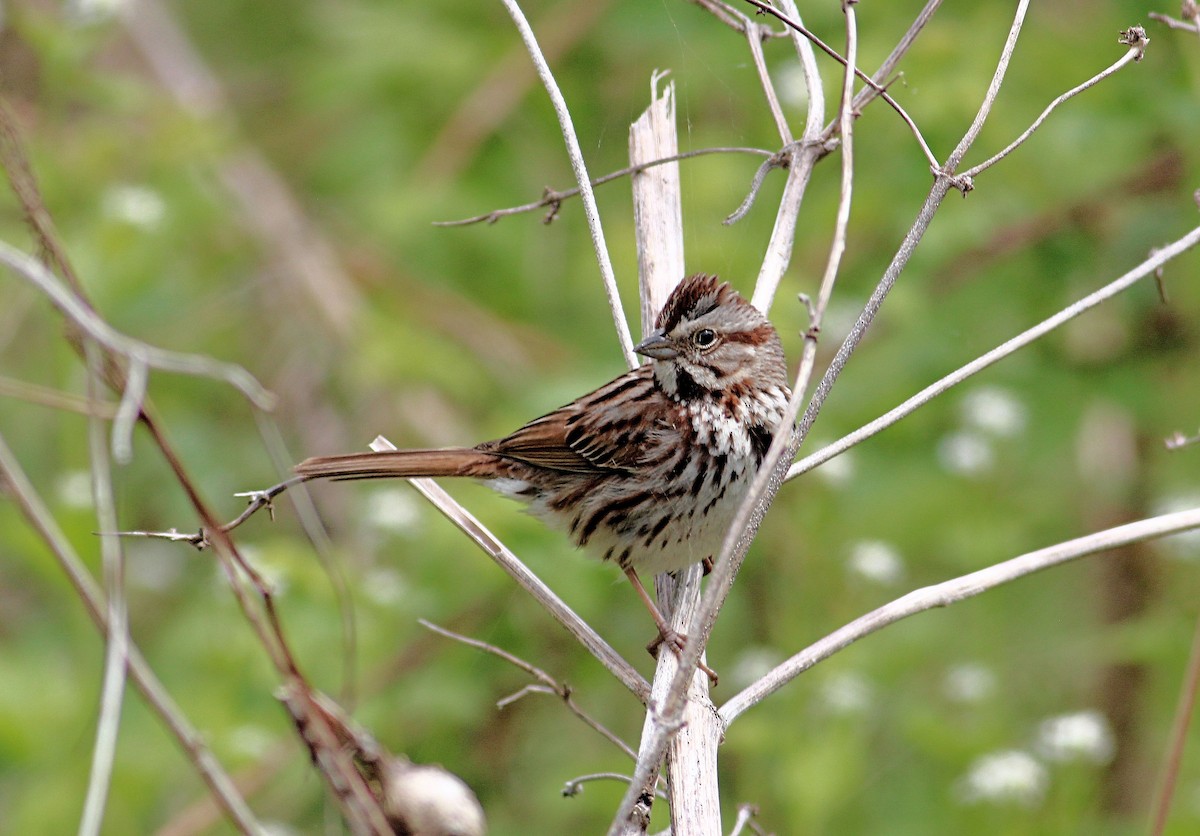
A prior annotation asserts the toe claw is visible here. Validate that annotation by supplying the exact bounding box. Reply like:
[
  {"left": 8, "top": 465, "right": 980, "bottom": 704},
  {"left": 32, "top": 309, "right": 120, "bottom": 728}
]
[{"left": 646, "top": 629, "right": 719, "bottom": 686}]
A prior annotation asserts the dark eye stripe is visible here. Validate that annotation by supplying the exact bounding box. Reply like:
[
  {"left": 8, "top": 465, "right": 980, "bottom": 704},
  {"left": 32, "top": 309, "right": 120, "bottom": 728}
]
[{"left": 721, "top": 327, "right": 771, "bottom": 345}]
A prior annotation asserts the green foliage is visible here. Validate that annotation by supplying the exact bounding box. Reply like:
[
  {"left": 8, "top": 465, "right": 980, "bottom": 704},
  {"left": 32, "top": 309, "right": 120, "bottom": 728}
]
[{"left": 1, "top": 1, "right": 1199, "bottom": 833}]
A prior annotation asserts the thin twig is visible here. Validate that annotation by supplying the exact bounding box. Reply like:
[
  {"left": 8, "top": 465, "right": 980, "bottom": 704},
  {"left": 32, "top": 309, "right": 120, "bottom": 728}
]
[
  {"left": 0, "top": 375, "right": 119, "bottom": 417},
  {"left": 0, "top": 99, "right": 374, "bottom": 831},
  {"left": 420, "top": 620, "right": 637, "bottom": 760},
  {"left": 499, "top": 0, "right": 636, "bottom": 369},
  {"left": 433, "top": 147, "right": 771, "bottom": 227},
  {"left": 0, "top": 432, "right": 262, "bottom": 834},
  {"left": 119, "top": 436, "right": 650, "bottom": 700},
  {"left": 0, "top": 241, "right": 275, "bottom": 414},
  {"left": 942, "top": 0, "right": 1031, "bottom": 176},
  {"left": 721, "top": 506, "right": 1200, "bottom": 724},
  {"left": 958, "top": 28, "right": 1148, "bottom": 183},
  {"left": 78, "top": 343, "right": 130, "bottom": 836},
  {"left": 562, "top": 773, "right": 666, "bottom": 800},
  {"left": 740, "top": 0, "right": 939, "bottom": 172},
  {"left": 747, "top": 0, "right": 826, "bottom": 315},
  {"left": 685, "top": 0, "right": 786, "bottom": 37},
  {"left": 789, "top": 222, "right": 1200, "bottom": 480},
  {"left": 1149, "top": 608, "right": 1200, "bottom": 836},
  {"left": 1149, "top": 11, "right": 1199, "bottom": 35},
  {"left": 842, "top": 0, "right": 943, "bottom": 119},
  {"left": 728, "top": 803, "right": 765, "bottom": 836},
  {"left": 373, "top": 441, "right": 648, "bottom": 700},
  {"left": 796, "top": 0, "right": 1031, "bottom": 455}
]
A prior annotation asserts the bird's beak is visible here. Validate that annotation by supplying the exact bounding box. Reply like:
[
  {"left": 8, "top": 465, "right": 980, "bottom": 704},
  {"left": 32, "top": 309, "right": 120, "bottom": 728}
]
[{"left": 633, "top": 330, "right": 678, "bottom": 360}]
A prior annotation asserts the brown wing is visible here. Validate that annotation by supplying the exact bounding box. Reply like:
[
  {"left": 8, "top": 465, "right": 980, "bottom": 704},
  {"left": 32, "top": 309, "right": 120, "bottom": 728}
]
[{"left": 478, "top": 364, "right": 664, "bottom": 474}]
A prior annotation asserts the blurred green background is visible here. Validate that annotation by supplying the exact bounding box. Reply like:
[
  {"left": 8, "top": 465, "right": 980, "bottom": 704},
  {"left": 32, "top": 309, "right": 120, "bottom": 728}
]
[{"left": 1, "top": 1, "right": 1199, "bottom": 833}]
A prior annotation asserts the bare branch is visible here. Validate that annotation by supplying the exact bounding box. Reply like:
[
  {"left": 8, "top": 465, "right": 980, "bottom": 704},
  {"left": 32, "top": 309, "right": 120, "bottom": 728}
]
[
  {"left": 959, "top": 28, "right": 1148, "bottom": 182},
  {"left": 843, "top": 0, "right": 944, "bottom": 118},
  {"left": 0, "top": 432, "right": 262, "bottom": 833},
  {"left": 0, "top": 241, "right": 275, "bottom": 417},
  {"left": 0, "top": 375, "right": 118, "bottom": 417},
  {"left": 747, "top": 0, "right": 826, "bottom": 315},
  {"left": 79, "top": 344, "right": 130, "bottom": 836},
  {"left": 434, "top": 147, "right": 770, "bottom": 228},
  {"left": 740, "top": 0, "right": 940, "bottom": 173},
  {"left": 728, "top": 803, "right": 766, "bottom": 836},
  {"left": 1149, "top": 609, "right": 1200, "bottom": 836},
  {"left": 420, "top": 620, "right": 637, "bottom": 760},
  {"left": 790, "top": 222, "right": 1200, "bottom": 480},
  {"left": 563, "top": 772, "right": 666, "bottom": 800},
  {"left": 363, "top": 440, "right": 649, "bottom": 700},
  {"left": 721, "top": 506, "right": 1200, "bottom": 724},
  {"left": 1149, "top": 10, "right": 1200, "bottom": 35},
  {"left": 410, "top": 477, "right": 647, "bottom": 699},
  {"left": 943, "top": 0, "right": 1031, "bottom": 175}
]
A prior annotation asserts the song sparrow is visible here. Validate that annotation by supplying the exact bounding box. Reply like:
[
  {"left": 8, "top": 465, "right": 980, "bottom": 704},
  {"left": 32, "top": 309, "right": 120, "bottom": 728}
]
[{"left": 296, "top": 274, "right": 790, "bottom": 675}]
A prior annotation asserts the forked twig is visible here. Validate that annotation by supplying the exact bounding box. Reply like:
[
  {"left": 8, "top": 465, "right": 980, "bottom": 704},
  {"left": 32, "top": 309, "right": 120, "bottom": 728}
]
[
  {"left": 0, "top": 432, "right": 262, "bottom": 833},
  {"left": 420, "top": 620, "right": 637, "bottom": 760},
  {"left": 740, "top": 0, "right": 939, "bottom": 171},
  {"left": 434, "top": 147, "right": 772, "bottom": 228},
  {"left": 958, "top": 27, "right": 1148, "bottom": 184},
  {"left": 790, "top": 222, "right": 1200, "bottom": 480}
]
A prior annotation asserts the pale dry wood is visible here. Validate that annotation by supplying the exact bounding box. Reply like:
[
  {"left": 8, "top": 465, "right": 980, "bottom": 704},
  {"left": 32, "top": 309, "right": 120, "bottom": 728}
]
[
  {"left": 613, "top": 2, "right": 832, "bottom": 830},
  {"left": 623, "top": 80, "right": 724, "bottom": 836},
  {"left": 79, "top": 345, "right": 130, "bottom": 836},
  {"left": 656, "top": 566, "right": 723, "bottom": 836},
  {"left": 630, "top": 76, "right": 687, "bottom": 335},
  {"left": 749, "top": 0, "right": 826, "bottom": 315}
]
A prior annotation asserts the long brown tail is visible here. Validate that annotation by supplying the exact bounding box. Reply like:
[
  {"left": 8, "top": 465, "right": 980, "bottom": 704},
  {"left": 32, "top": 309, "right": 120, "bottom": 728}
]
[{"left": 294, "top": 448, "right": 496, "bottom": 482}]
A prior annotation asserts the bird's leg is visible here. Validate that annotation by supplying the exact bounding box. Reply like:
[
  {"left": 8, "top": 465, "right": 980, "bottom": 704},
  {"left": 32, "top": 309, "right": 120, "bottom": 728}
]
[{"left": 623, "top": 566, "right": 719, "bottom": 686}]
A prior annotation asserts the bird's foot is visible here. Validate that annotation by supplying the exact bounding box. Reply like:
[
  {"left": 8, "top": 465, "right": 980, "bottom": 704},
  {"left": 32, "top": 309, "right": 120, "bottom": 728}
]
[{"left": 646, "top": 629, "right": 719, "bottom": 687}]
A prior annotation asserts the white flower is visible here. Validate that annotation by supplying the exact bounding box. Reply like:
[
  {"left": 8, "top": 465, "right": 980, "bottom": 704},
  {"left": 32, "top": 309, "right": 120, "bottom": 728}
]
[
  {"left": 56, "top": 470, "right": 93, "bottom": 509},
  {"left": 942, "top": 663, "right": 996, "bottom": 704},
  {"left": 365, "top": 488, "right": 422, "bottom": 534},
  {"left": 846, "top": 540, "right": 904, "bottom": 585},
  {"left": 956, "top": 749, "right": 1047, "bottom": 807},
  {"left": 1035, "top": 711, "right": 1114, "bottom": 764},
  {"left": 217, "top": 544, "right": 288, "bottom": 595},
  {"left": 937, "top": 430, "right": 994, "bottom": 477},
  {"left": 228, "top": 724, "right": 275, "bottom": 759},
  {"left": 361, "top": 567, "right": 410, "bottom": 606},
  {"left": 818, "top": 671, "right": 873, "bottom": 716},
  {"left": 812, "top": 444, "right": 855, "bottom": 487},
  {"left": 775, "top": 61, "right": 811, "bottom": 109},
  {"left": 102, "top": 184, "right": 166, "bottom": 228},
  {"left": 960, "top": 386, "right": 1027, "bottom": 438},
  {"left": 728, "top": 646, "right": 782, "bottom": 689}
]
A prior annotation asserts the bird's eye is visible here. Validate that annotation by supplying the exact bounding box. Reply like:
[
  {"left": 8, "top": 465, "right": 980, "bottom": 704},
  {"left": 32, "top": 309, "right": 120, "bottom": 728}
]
[{"left": 693, "top": 328, "right": 717, "bottom": 348}]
